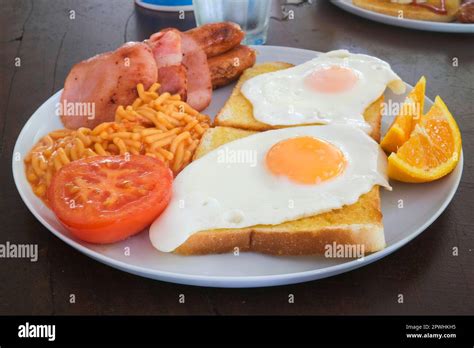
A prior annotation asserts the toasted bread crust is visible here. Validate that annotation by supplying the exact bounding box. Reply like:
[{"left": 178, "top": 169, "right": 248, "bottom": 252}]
[
  {"left": 214, "top": 62, "right": 384, "bottom": 141},
  {"left": 175, "top": 187, "right": 384, "bottom": 255},
  {"left": 175, "top": 224, "right": 384, "bottom": 255},
  {"left": 352, "top": 0, "right": 461, "bottom": 22},
  {"left": 365, "top": 95, "right": 384, "bottom": 142}
]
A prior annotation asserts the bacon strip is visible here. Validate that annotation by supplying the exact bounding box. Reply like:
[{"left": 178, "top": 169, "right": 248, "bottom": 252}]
[
  {"left": 179, "top": 31, "right": 212, "bottom": 111},
  {"left": 147, "top": 31, "right": 187, "bottom": 100},
  {"left": 157, "top": 28, "right": 212, "bottom": 111},
  {"left": 60, "top": 42, "right": 157, "bottom": 129}
]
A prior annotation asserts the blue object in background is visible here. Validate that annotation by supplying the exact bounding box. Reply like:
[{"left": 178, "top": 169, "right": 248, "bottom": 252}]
[{"left": 135, "top": 0, "right": 193, "bottom": 12}]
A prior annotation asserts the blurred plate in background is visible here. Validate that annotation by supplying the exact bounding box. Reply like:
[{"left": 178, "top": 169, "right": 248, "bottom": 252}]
[{"left": 331, "top": 0, "right": 474, "bottom": 33}]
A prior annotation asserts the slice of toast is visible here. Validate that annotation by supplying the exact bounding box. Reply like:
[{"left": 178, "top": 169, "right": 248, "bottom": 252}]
[
  {"left": 176, "top": 126, "right": 385, "bottom": 256},
  {"left": 214, "top": 62, "right": 384, "bottom": 141},
  {"left": 352, "top": 0, "right": 461, "bottom": 22}
]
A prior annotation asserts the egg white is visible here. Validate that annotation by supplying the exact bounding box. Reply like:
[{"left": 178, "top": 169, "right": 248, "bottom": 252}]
[
  {"left": 150, "top": 125, "right": 391, "bottom": 252},
  {"left": 241, "top": 50, "right": 406, "bottom": 133}
]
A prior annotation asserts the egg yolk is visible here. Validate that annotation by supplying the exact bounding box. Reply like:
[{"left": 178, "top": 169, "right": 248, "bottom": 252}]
[
  {"left": 305, "top": 65, "right": 358, "bottom": 94},
  {"left": 266, "top": 136, "right": 346, "bottom": 185}
]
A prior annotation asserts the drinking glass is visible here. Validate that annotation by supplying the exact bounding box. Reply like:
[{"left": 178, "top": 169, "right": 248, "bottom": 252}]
[{"left": 193, "top": 0, "right": 272, "bottom": 45}]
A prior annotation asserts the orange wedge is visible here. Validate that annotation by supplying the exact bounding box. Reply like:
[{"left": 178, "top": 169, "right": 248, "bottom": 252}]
[
  {"left": 381, "top": 76, "right": 426, "bottom": 153},
  {"left": 387, "top": 96, "right": 462, "bottom": 183}
]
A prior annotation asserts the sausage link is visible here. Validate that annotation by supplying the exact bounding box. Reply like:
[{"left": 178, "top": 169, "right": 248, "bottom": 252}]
[
  {"left": 186, "top": 22, "right": 245, "bottom": 58},
  {"left": 209, "top": 45, "right": 257, "bottom": 89}
]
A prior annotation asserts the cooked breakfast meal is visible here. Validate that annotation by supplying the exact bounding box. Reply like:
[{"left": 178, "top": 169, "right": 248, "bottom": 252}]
[
  {"left": 352, "top": 0, "right": 474, "bottom": 23},
  {"left": 22, "top": 22, "right": 463, "bottom": 257}
]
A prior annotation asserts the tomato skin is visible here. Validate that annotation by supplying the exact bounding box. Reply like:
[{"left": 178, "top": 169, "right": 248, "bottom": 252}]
[
  {"left": 48, "top": 155, "right": 173, "bottom": 244},
  {"left": 54, "top": 196, "right": 171, "bottom": 244}
]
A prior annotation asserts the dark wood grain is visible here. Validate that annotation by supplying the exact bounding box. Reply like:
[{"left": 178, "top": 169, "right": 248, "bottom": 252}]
[{"left": 0, "top": 0, "right": 473, "bottom": 315}]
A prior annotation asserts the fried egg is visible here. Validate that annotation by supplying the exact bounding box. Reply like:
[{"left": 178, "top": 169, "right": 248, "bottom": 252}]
[
  {"left": 241, "top": 50, "right": 406, "bottom": 133},
  {"left": 150, "top": 125, "right": 391, "bottom": 252}
]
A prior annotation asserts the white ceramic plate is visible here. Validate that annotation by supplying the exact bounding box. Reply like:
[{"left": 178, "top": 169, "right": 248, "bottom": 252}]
[
  {"left": 331, "top": 0, "right": 474, "bottom": 33},
  {"left": 12, "top": 46, "right": 463, "bottom": 288}
]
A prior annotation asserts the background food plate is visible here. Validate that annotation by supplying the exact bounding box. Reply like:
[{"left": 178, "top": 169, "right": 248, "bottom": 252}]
[
  {"left": 12, "top": 46, "right": 463, "bottom": 288},
  {"left": 331, "top": 0, "right": 474, "bottom": 33}
]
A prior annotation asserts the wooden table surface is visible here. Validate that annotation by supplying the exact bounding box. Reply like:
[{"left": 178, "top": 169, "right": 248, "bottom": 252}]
[{"left": 1, "top": 0, "right": 473, "bottom": 315}]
